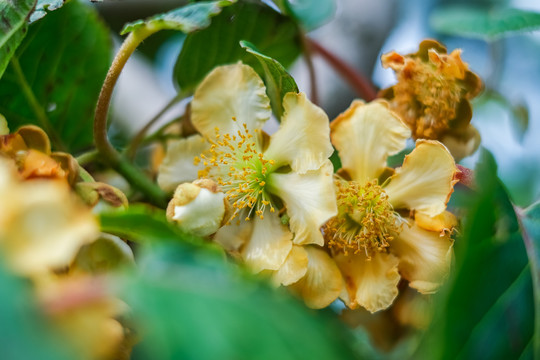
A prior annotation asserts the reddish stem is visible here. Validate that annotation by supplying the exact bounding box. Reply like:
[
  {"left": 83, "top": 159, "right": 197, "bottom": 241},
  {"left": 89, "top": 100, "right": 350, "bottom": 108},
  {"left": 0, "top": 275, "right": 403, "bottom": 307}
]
[
  {"left": 456, "top": 164, "right": 475, "bottom": 188},
  {"left": 307, "top": 38, "right": 378, "bottom": 101}
]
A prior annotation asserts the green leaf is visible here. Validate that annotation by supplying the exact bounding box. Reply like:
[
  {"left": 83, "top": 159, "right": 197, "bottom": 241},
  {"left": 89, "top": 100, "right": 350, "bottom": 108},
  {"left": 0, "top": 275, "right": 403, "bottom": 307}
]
[
  {"left": 240, "top": 40, "right": 298, "bottom": 118},
  {"left": 274, "top": 0, "right": 336, "bottom": 30},
  {"left": 415, "top": 149, "right": 534, "bottom": 359},
  {"left": 0, "top": 0, "right": 35, "bottom": 79},
  {"left": 120, "top": 0, "right": 235, "bottom": 35},
  {"left": 174, "top": 1, "right": 301, "bottom": 93},
  {"left": 30, "top": 0, "right": 67, "bottom": 23},
  {"left": 518, "top": 201, "right": 540, "bottom": 358},
  {"left": 0, "top": 260, "right": 74, "bottom": 360},
  {"left": 124, "top": 241, "right": 358, "bottom": 360},
  {"left": 430, "top": 6, "right": 540, "bottom": 40},
  {"left": 0, "top": 0, "right": 111, "bottom": 152}
]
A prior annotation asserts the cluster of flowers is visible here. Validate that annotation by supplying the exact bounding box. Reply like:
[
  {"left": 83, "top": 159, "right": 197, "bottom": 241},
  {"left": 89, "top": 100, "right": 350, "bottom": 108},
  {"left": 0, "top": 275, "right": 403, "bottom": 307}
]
[{"left": 159, "top": 40, "right": 481, "bottom": 313}]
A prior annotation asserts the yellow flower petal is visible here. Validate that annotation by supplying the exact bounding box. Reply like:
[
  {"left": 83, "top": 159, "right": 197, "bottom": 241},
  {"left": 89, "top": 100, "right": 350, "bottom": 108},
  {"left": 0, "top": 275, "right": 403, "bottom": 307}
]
[
  {"left": 272, "top": 245, "right": 309, "bottom": 286},
  {"left": 384, "top": 140, "right": 458, "bottom": 216},
  {"left": 392, "top": 222, "right": 454, "bottom": 294},
  {"left": 157, "top": 135, "right": 209, "bottom": 192},
  {"left": 415, "top": 210, "right": 457, "bottom": 235},
  {"left": 290, "top": 246, "right": 343, "bottom": 309},
  {"left": 331, "top": 100, "right": 410, "bottom": 183},
  {"left": 267, "top": 160, "right": 337, "bottom": 246},
  {"left": 264, "top": 92, "right": 333, "bottom": 173},
  {"left": 213, "top": 218, "right": 253, "bottom": 255},
  {"left": 242, "top": 212, "right": 293, "bottom": 273},
  {"left": 191, "top": 63, "right": 271, "bottom": 145},
  {"left": 335, "top": 251, "right": 400, "bottom": 313}
]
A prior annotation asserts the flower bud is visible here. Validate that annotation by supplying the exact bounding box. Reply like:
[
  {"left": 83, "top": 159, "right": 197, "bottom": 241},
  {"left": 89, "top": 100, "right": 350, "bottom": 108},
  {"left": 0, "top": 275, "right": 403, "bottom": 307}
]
[{"left": 166, "top": 179, "right": 227, "bottom": 237}]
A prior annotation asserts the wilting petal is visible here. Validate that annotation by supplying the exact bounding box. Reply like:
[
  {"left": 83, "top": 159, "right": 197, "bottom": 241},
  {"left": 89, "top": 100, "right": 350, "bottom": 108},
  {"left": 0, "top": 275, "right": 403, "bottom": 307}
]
[
  {"left": 331, "top": 100, "right": 410, "bottom": 183},
  {"left": 392, "top": 222, "right": 454, "bottom": 294},
  {"left": 267, "top": 160, "right": 337, "bottom": 246},
  {"left": 157, "top": 135, "right": 209, "bottom": 192},
  {"left": 415, "top": 211, "right": 457, "bottom": 235},
  {"left": 272, "top": 245, "right": 309, "bottom": 286},
  {"left": 264, "top": 92, "right": 333, "bottom": 173},
  {"left": 191, "top": 63, "right": 271, "bottom": 144},
  {"left": 290, "top": 246, "right": 343, "bottom": 309},
  {"left": 335, "top": 251, "right": 400, "bottom": 313},
  {"left": 384, "top": 140, "right": 458, "bottom": 216},
  {"left": 242, "top": 212, "right": 293, "bottom": 273}
]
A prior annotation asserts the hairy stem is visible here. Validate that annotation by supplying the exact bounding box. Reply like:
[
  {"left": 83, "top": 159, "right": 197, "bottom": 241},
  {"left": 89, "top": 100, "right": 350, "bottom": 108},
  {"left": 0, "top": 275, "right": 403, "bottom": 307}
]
[
  {"left": 94, "top": 26, "right": 168, "bottom": 207},
  {"left": 308, "top": 39, "right": 377, "bottom": 101}
]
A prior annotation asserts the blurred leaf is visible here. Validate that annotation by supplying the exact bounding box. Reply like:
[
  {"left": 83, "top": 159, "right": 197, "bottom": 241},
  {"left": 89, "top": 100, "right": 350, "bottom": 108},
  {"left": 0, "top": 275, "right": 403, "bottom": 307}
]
[
  {"left": 120, "top": 0, "right": 235, "bottom": 35},
  {"left": 0, "top": 0, "right": 35, "bottom": 79},
  {"left": 415, "top": 149, "right": 534, "bottom": 359},
  {"left": 0, "top": 0, "right": 111, "bottom": 152},
  {"left": 0, "top": 261, "right": 74, "bottom": 360},
  {"left": 30, "top": 0, "right": 66, "bottom": 23},
  {"left": 240, "top": 40, "right": 298, "bottom": 118},
  {"left": 124, "top": 241, "right": 358, "bottom": 360},
  {"left": 430, "top": 6, "right": 540, "bottom": 40},
  {"left": 510, "top": 102, "right": 529, "bottom": 143},
  {"left": 518, "top": 201, "right": 540, "bottom": 358},
  {"left": 174, "top": 1, "right": 301, "bottom": 93},
  {"left": 273, "top": 0, "right": 336, "bottom": 30}
]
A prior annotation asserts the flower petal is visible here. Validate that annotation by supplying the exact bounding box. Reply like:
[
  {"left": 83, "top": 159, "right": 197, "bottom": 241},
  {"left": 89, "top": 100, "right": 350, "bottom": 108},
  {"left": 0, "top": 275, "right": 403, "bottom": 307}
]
[
  {"left": 242, "top": 212, "right": 293, "bottom": 273},
  {"left": 415, "top": 210, "right": 457, "bottom": 235},
  {"left": 335, "top": 251, "right": 400, "bottom": 313},
  {"left": 264, "top": 92, "right": 333, "bottom": 173},
  {"left": 213, "top": 218, "right": 253, "bottom": 255},
  {"left": 157, "top": 135, "right": 209, "bottom": 192},
  {"left": 384, "top": 140, "right": 458, "bottom": 216},
  {"left": 267, "top": 160, "right": 337, "bottom": 246},
  {"left": 392, "top": 222, "right": 454, "bottom": 294},
  {"left": 331, "top": 100, "right": 411, "bottom": 183},
  {"left": 191, "top": 63, "right": 271, "bottom": 143},
  {"left": 272, "top": 245, "right": 309, "bottom": 286},
  {"left": 290, "top": 246, "right": 343, "bottom": 309}
]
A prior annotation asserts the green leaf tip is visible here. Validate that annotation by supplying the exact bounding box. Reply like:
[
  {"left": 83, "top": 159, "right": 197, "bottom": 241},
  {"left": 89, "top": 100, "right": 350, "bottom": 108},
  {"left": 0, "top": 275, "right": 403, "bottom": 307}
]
[{"left": 120, "top": 0, "right": 237, "bottom": 35}]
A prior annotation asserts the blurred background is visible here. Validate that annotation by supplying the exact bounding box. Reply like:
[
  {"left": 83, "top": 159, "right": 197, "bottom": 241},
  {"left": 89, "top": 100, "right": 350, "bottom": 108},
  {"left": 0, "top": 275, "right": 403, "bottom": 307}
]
[{"left": 95, "top": 0, "right": 540, "bottom": 205}]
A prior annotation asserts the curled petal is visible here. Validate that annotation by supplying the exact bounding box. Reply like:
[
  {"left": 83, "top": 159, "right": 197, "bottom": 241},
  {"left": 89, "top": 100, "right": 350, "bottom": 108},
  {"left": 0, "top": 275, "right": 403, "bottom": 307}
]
[
  {"left": 264, "top": 92, "right": 333, "bottom": 173},
  {"left": 242, "top": 212, "right": 293, "bottom": 273},
  {"left": 267, "top": 160, "right": 337, "bottom": 246},
  {"left": 157, "top": 135, "right": 209, "bottom": 192},
  {"left": 290, "top": 246, "right": 343, "bottom": 309},
  {"left": 191, "top": 63, "right": 271, "bottom": 146},
  {"left": 331, "top": 100, "right": 410, "bottom": 183},
  {"left": 415, "top": 211, "right": 457, "bottom": 235},
  {"left": 335, "top": 251, "right": 400, "bottom": 313},
  {"left": 384, "top": 140, "right": 458, "bottom": 216},
  {"left": 272, "top": 245, "right": 309, "bottom": 287},
  {"left": 392, "top": 222, "right": 454, "bottom": 294}
]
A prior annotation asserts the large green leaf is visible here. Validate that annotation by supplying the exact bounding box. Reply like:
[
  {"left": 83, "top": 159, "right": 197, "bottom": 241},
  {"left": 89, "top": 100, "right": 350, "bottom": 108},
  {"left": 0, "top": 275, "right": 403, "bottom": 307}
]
[
  {"left": 0, "top": 260, "right": 74, "bottom": 360},
  {"left": 430, "top": 6, "right": 540, "bottom": 40},
  {"left": 273, "top": 0, "right": 336, "bottom": 30},
  {"left": 174, "top": 1, "right": 301, "bottom": 93},
  {"left": 0, "top": 0, "right": 111, "bottom": 153},
  {"left": 414, "top": 149, "right": 534, "bottom": 359},
  {"left": 120, "top": 0, "right": 235, "bottom": 35},
  {"left": 240, "top": 40, "right": 298, "bottom": 118},
  {"left": 0, "top": 0, "right": 35, "bottom": 79},
  {"left": 123, "top": 241, "right": 357, "bottom": 360},
  {"left": 518, "top": 200, "right": 540, "bottom": 358}
]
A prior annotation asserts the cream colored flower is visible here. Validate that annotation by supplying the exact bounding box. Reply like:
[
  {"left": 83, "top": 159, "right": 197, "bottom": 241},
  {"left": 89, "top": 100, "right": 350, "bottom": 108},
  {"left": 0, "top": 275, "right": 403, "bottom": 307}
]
[
  {"left": 296, "top": 100, "right": 457, "bottom": 312},
  {"left": 0, "top": 158, "right": 98, "bottom": 276},
  {"left": 158, "top": 63, "right": 337, "bottom": 273}
]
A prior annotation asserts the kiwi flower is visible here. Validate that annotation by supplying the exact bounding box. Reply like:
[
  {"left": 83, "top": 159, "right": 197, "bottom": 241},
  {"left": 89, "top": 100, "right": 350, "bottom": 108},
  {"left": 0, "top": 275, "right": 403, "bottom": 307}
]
[
  {"left": 380, "top": 39, "right": 482, "bottom": 160},
  {"left": 158, "top": 63, "right": 337, "bottom": 274},
  {"left": 298, "top": 100, "right": 458, "bottom": 312}
]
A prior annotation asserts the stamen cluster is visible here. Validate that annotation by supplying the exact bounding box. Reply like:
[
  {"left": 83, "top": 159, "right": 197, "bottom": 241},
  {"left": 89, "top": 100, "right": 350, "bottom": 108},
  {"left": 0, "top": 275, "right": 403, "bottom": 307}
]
[
  {"left": 196, "top": 118, "right": 276, "bottom": 222},
  {"left": 324, "top": 179, "right": 403, "bottom": 258}
]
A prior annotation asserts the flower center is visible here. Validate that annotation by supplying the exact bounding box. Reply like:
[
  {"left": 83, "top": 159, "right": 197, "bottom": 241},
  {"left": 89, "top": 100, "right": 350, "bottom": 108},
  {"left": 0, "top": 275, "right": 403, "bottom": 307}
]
[
  {"left": 324, "top": 179, "right": 404, "bottom": 258},
  {"left": 196, "top": 119, "right": 277, "bottom": 221}
]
